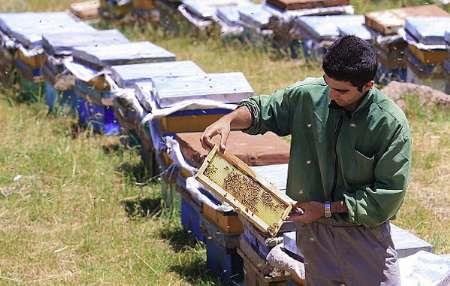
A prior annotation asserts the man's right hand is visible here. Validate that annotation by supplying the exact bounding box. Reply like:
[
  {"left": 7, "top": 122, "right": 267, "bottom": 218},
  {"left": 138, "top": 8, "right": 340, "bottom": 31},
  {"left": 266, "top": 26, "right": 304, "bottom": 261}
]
[
  {"left": 200, "top": 106, "right": 253, "bottom": 152},
  {"left": 200, "top": 118, "right": 231, "bottom": 152}
]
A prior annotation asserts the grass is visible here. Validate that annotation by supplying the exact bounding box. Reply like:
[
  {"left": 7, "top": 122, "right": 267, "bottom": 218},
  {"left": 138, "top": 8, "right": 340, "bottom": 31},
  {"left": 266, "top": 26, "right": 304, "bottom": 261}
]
[{"left": 0, "top": 0, "right": 449, "bottom": 284}]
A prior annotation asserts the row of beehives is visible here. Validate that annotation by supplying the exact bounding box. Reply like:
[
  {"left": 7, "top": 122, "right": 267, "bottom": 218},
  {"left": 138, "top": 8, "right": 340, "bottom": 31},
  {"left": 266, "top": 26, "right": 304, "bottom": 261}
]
[
  {"left": 0, "top": 10, "right": 439, "bottom": 286},
  {"left": 0, "top": 10, "right": 306, "bottom": 285},
  {"left": 90, "top": 0, "right": 450, "bottom": 94}
]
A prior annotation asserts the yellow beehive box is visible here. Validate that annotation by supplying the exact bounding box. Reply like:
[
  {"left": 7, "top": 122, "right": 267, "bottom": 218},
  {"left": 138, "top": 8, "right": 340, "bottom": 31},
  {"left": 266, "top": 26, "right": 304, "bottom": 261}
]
[{"left": 195, "top": 145, "right": 293, "bottom": 237}]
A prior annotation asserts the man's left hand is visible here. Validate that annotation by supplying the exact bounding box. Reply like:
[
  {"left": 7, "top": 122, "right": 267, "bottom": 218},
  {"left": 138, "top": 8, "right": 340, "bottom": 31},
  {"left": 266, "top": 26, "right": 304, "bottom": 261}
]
[{"left": 289, "top": 201, "right": 324, "bottom": 224}]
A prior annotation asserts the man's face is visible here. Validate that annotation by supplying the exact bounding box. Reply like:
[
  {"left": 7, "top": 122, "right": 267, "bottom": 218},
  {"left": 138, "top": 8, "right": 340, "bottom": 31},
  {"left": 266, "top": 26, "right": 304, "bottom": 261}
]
[{"left": 323, "top": 74, "right": 373, "bottom": 111}]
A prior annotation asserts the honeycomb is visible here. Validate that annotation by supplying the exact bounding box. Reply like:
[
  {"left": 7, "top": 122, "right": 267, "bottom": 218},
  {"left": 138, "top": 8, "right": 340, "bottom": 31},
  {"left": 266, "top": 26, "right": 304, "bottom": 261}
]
[{"left": 201, "top": 153, "right": 288, "bottom": 234}]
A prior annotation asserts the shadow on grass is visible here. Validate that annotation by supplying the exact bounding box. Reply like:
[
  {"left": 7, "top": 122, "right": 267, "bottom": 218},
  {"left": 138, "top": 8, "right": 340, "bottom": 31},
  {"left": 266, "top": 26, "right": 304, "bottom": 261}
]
[
  {"left": 170, "top": 255, "right": 221, "bottom": 286},
  {"left": 159, "top": 223, "right": 199, "bottom": 252},
  {"left": 118, "top": 161, "right": 152, "bottom": 184},
  {"left": 121, "top": 196, "right": 161, "bottom": 218}
]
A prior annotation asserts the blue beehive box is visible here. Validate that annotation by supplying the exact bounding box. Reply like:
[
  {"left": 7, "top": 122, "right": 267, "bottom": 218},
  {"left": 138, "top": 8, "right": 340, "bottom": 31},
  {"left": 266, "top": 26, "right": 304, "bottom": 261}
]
[
  {"left": 405, "top": 17, "right": 450, "bottom": 46},
  {"left": 44, "top": 81, "right": 80, "bottom": 114},
  {"left": 180, "top": 196, "right": 204, "bottom": 242},
  {"left": 73, "top": 41, "right": 176, "bottom": 70},
  {"left": 77, "top": 98, "right": 120, "bottom": 135},
  {"left": 205, "top": 238, "right": 243, "bottom": 284}
]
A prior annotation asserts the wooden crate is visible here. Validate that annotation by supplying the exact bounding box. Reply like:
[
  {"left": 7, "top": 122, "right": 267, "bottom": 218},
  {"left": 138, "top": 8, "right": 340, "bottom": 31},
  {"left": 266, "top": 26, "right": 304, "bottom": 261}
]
[
  {"left": 195, "top": 145, "right": 293, "bottom": 237},
  {"left": 202, "top": 203, "right": 243, "bottom": 235},
  {"left": 15, "top": 49, "right": 46, "bottom": 70},
  {"left": 365, "top": 5, "right": 449, "bottom": 36},
  {"left": 158, "top": 113, "right": 223, "bottom": 134},
  {"left": 133, "top": 0, "right": 156, "bottom": 9},
  {"left": 266, "top": 0, "right": 349, "bottom": 10},
  {"left": 408, "top": 45, "right": 448, "bottom": 65},
  {"left": 70, "top": 0, "right": 100, "bottom": 20}
]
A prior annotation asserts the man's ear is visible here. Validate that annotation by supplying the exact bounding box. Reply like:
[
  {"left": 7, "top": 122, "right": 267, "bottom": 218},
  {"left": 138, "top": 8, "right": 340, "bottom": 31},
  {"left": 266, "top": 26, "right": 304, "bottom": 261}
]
[{"left": 363, "top": 80, "right": 374, "bottom": 93}]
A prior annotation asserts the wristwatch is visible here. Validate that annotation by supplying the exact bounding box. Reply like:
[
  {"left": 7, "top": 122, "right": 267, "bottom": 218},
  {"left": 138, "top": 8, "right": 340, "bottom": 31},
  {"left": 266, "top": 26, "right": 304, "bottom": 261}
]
[{"left": 324, "top": 201, "right": 332, "bottom": 218}]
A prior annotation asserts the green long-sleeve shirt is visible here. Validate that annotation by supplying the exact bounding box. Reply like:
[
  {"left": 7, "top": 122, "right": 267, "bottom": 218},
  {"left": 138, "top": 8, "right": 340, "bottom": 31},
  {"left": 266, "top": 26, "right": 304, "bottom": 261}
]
[{"left": 240, "top": 77, "right": 411, "bottom": 227}]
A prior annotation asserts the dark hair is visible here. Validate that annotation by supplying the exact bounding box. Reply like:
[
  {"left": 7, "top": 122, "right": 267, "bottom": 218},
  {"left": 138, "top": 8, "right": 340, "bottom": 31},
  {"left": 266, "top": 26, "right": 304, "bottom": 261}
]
[{"left": 322, "top": 35, "right": 377, "bottom": 90}]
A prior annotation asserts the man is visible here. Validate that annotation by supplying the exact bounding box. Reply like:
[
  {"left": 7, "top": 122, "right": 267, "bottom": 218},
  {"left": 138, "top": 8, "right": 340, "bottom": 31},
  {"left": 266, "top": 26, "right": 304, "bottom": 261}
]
[{"left": 201, "top": 36, "right": 411, "bottom": 286}]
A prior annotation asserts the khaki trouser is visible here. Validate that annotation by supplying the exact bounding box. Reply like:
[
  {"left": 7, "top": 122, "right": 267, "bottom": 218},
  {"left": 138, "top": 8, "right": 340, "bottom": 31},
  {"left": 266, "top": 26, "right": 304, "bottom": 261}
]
[{"left": 296, "top": 222, "right": 400, "bottom": 286}]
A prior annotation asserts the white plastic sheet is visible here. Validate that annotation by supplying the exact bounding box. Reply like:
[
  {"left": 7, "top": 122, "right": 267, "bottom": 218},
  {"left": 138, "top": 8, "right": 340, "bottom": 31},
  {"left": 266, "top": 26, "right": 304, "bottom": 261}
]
[{"left": 399, "top": 251, "right": 450, "bottom": 286}]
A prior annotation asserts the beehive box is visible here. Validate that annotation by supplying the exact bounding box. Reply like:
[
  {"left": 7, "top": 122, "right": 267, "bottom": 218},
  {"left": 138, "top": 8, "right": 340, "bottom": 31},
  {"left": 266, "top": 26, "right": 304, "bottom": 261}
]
[
  {"left": 195, "top": 145, "right": 293, "bottom": 237},
  {"left": 266, "top": 0, "right": 349, "bottom": 11},
  {"left": 364, "top": 5, "right": 448, "bottom": 36}
]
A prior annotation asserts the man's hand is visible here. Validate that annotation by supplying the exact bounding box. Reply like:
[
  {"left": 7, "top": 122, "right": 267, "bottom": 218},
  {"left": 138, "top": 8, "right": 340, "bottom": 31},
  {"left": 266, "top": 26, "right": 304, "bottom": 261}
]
[
  {"left": 288, "top": 201, "right": 324, "bottom": 224},
  {"left": 200, "top": 118, "right": 231, "bottom": 152}
]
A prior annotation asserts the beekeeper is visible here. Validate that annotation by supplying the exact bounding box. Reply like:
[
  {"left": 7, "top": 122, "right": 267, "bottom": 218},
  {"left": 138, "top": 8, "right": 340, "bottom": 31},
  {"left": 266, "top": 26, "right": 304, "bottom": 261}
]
[{"left": 201, "top": 35, "right": 411, "bottom": 286}]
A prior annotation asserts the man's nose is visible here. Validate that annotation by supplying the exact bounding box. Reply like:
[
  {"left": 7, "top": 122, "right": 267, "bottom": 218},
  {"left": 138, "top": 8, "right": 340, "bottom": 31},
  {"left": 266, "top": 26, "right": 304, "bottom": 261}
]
[{"left": 330, "top": 89, "right": 339, "bottom": 100}]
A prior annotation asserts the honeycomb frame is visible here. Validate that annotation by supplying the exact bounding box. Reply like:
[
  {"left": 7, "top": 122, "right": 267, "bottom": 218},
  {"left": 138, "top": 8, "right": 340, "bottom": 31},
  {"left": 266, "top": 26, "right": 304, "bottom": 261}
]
[{"left": 195, "top": 145, "right": 293, "bottom": 237}]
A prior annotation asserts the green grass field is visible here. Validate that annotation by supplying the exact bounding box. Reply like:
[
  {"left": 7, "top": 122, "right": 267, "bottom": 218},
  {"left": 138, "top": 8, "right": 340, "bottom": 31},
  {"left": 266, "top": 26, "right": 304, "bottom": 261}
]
[{"left": 0, "top": 0, "right": 449, "bottom": 284}]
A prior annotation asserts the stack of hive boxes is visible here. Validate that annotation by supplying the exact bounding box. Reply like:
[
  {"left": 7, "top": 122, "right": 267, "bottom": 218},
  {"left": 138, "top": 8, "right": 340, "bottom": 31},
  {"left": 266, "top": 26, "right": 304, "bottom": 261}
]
[
  {"left": 0, "top": 12, "right": 95, "bottom": 98},
  {"left": 364, "top": 5, "right": 448, "bottom": 84},
  {"left": 42, "top": 29, "right": 128, "bottom": 114},
  {"left": 404, "top": 16, "right": 450, "bottom": 93},
  {"left": 294, "top": 15, "right": 369, "bottom": 59}
]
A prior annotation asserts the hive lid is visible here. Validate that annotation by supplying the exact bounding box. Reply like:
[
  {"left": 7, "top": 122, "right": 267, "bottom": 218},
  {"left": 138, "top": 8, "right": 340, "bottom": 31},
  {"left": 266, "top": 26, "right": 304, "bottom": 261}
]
[
  {"left": 151, "top": 72, "right": 254, "bottom": 108},
  {"left": 405, "top": 17, "right": 450, "bottom": 46},
  {"left": 238, "top": 3, "right": 273, "bottom": 28},
  {"left": 73, "top": 41, "right": 176, "bottom": 69},
  {"left": 338, "top": 24, "right": 373, "bottom": 41},
  {"left": 0, "top": 12, "right": 95, "bottom": 49},
  {"left": 195, "top": 145, "right": 294, "bottom": 237},
  {"left": 112, "top": 60, "right": 204, "bottom": 87},
  {"left": 42, "top": 29, "right": 129, "bottom": 56},
  {"left": 295, "top": 15, "right": 364, "bottom": 39}
]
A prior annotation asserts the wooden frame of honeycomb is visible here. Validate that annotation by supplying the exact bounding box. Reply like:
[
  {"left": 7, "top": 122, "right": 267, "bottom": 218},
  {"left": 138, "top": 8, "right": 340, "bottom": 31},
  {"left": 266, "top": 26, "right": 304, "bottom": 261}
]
[{"left": 195, "top": 145, "right": 293, "bottom": 237}]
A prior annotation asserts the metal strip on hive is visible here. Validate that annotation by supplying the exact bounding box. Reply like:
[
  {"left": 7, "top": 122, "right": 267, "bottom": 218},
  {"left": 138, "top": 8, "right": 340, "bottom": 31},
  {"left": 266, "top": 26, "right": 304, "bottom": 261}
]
[
  {"left": 42, "top": 29, "right": 129, "bottom": 56},
  {"left": 112, "top": 60, "right": 205, "bottom": 87},
  {"left": 72, "top": 41, "right": 176, "bottom": 69},
  {"left": 195, "top": 145, "right": 293, "bottom": 237},
  {"left": 151, "top": 72, "right": 254, "bottom": 108}
]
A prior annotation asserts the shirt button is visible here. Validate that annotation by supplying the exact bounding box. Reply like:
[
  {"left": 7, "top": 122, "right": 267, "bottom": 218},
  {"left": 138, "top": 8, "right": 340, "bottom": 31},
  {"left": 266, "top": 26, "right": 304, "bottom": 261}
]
[
  {"left": 307, "top": 123, "right": 312, "bottom": 128},
  {"left": 299, "top": 190, "right": 303, "bottom": 194},
  {"left": 350, "top": 123, "right": 356, "bottom": 128},
  {"left": 306, "top": 160, "right": 311, "bottom": 165}
]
